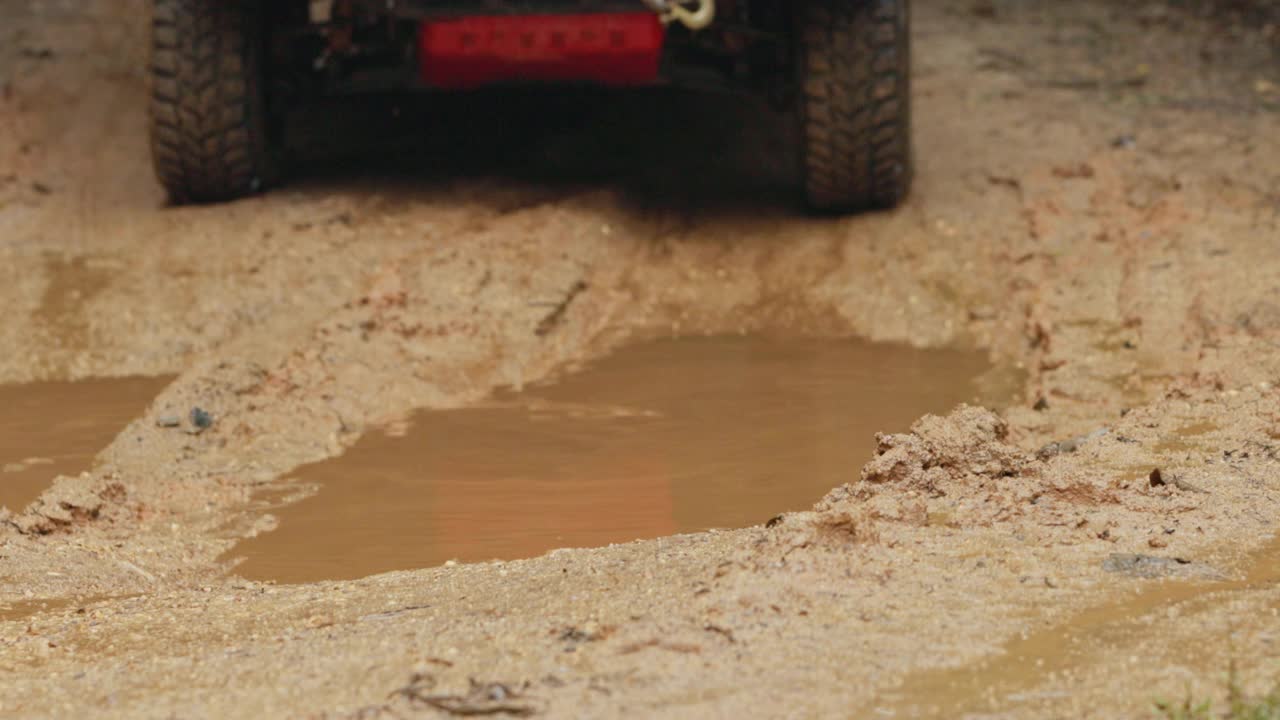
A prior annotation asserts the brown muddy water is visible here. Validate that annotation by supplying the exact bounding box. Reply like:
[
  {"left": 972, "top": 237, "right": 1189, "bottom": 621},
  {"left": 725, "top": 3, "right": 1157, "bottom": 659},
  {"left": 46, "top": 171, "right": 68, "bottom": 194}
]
[
  {"left": 0, "top": 597, "right": 77, "bottom": 624},
  {"left": 0, "top": 376, "right": 172, "bottom": 512},
  {"left": 230, "top": 334, "right": 1014, "bottom": 584}
]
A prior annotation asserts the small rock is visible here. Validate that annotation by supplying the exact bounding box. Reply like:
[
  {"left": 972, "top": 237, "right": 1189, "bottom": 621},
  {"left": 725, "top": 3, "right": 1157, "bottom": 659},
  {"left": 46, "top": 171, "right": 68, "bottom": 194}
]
[
  {"left": 1038, "top": 427, "right": 1108, "bottom": 460},
  {"left": 1148, "top": 468, "right": 1208, "bottom": 493},
  {"left": 189, "top": 407, "right": 213, "bottom": 433},
  {"left": 971, "top": 1, "right": 996, "bottom": 19},
  {"left": 1102, "top": 553, "right": 1225, "bottom": 580},
  {"left": 968, "top": 305, "right": 997, "bottom": 321},
  {"left": 305, "top": 613, "right": 334, "bottom": 629},
  {"left": 155, "top": 415, "right": 181, "bottom": 428}
]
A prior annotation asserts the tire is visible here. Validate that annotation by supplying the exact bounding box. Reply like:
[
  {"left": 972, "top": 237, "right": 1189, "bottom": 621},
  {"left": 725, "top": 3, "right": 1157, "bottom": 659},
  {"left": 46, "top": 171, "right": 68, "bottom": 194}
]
[
  {"left": 149, "top": 0, "right": 279, "bottom": 204},
  {"left": 795, "top": 0, "right": 912, "bottom": 213}
]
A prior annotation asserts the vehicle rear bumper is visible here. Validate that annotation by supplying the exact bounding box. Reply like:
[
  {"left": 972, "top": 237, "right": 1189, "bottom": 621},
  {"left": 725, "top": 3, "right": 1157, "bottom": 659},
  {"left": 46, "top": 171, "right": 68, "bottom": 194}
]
[{"left": 418, "top": 12, "right": 666, "bottom": 89}]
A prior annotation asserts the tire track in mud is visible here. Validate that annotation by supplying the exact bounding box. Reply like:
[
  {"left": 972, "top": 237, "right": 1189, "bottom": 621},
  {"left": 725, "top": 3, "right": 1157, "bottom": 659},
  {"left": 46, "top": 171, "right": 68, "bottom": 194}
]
[
  {"left": 30, "top": 254, "right": 114, "bottom": 377},
  {"left": 873, "top": 526, "right": 1280, "bottom": 718}
]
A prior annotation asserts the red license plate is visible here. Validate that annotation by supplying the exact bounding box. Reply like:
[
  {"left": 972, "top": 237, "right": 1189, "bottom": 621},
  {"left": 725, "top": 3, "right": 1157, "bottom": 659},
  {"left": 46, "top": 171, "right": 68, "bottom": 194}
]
[{"left": 419, "top": 13, "right": 666, "bottom": 89}]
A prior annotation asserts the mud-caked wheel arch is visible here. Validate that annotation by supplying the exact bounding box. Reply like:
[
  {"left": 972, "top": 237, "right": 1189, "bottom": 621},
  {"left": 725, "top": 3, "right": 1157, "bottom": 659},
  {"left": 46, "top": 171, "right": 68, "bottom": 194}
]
[
  {"left": 149, "top": 0, "right": 278, "bottom": 204},
  {"left": 795, "top": 0, "right": 913, "bottom": 212}
]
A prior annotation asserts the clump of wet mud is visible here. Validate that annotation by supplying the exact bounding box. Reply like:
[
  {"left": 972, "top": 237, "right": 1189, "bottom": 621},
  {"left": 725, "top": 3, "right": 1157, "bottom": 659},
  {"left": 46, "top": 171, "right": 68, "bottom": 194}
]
[
  {"left": 806, "top": 406, "right": 1042, "bottom": 531},
  {"left": 860, "top": 406, "right": 1032, "bottom": 493}
]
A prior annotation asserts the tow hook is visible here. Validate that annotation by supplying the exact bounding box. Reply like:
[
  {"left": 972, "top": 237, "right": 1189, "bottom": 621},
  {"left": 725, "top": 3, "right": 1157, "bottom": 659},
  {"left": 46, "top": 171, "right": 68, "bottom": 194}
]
[{"left": 642, "top": 0, "right": 716, "bottom": 31}]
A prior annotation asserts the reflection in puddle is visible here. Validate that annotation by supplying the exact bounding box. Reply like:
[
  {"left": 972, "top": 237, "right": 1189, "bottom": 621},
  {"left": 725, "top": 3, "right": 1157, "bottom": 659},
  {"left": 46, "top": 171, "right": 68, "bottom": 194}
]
[
  {"left": 0, "top": 377, "right": 172, "bottom": 511},
  {"left": 231, "top": 334, "right": 1008, "bottom": 584}
]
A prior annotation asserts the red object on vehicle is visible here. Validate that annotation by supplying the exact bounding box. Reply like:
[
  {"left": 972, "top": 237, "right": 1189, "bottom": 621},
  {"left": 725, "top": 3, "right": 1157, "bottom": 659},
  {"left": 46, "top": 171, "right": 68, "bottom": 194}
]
[{"left": 419, "top": 13, "right": 666, "bottom": 89}]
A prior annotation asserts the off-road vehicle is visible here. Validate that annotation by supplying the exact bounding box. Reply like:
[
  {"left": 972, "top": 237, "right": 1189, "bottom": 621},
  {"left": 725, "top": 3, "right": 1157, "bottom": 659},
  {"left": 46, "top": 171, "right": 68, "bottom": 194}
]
[{"left": 149, "top": 0, "right": 911, "bottom": 212}]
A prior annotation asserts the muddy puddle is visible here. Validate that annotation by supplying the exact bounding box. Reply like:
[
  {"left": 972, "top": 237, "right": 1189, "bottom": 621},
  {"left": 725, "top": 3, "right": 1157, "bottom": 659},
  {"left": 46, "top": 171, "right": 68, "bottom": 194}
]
[
  {"left": 230, "top": 334, "right": 1010, "bottom": 584},
  {"left": 0, "top": 376, "right": 172, "bottom": 511},
  {"left": 0, "top": 597, "right": 77, "bottom": 624},
  {"left": 0, "top": 594, "right": 135, "bottom": 625},
  {"left": 872, "top": 535, "right": 1280, "bottom": 718}
]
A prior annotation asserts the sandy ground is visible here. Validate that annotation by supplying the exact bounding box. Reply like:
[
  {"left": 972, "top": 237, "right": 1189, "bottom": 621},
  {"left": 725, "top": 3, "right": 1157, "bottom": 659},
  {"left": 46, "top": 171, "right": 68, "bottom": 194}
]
[{"left": 2, "top": 0, "right": 1280, "bottom": 717}]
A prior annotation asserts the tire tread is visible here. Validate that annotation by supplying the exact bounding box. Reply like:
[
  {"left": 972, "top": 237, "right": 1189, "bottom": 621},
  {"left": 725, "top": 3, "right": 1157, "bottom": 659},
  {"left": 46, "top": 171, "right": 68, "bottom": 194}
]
[
  {"left": 149, "top": 0, "right": 274, "bottom": 203},
  {"left": 797, "top": 0, "right": 913, "bottom": 212}
]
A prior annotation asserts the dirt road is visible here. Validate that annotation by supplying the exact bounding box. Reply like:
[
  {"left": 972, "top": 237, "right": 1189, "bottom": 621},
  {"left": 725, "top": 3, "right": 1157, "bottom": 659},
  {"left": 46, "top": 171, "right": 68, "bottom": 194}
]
[{"left": 2, "top": 0, "right": 1280, "bottom": 717}]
